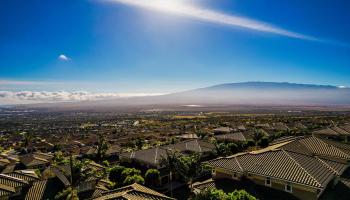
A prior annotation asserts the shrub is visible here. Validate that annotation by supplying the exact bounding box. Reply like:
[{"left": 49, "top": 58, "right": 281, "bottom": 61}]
[
  {"left": 123, "top": 175, "right": 145, "bottom": 185},
  {"left": 121, "top": 168, "right": 141, "bottom": 180},
  {"left": 108, "top": 165, "right": 125, "bottom": 183},
  {"left": 145, "top": 169, "right": 160, "bottom": 187}
]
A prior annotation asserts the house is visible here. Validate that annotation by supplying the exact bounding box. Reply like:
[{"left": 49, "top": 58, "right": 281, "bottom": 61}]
[
  {"left": 86, "top": 145, "right": 121, "bottom": 161},
  {"left": 175, "top": 133, "right": 199, "bottom": 139},
  {"left": 213, "top": 127, "right": 233, "bottom": 135},
  {"left": 120, "top": 139, "right": 215, "bottom": 168},
  {"left": 92, "top": 183, "right": 174, "bottom": 200},
  {"left": 120, "top": 139, "right": 215, "bottom": 185},
  {"left": 206, "top": 136, "right": 350, "bottom": 200},
  {"left": 32, "top": 140, "right": 54, "bottom": 152},
  {"left": 214, "top": 132, "right": 253, "bottom": 143},
  {"left": 294, "top": 122, "right": 307, "bottom": 130},
  {"left": 271, "top": 122, "right": 290, "bottom": 131},
  {"left": 313, "top": 125, "right": 350, "bottom": 142},
  {"left": 0, "top": 159, "right": 10, "bottom": 172},
  {"left": 19, "top": 152, "right": 53, "bottom": 170},
  {"left": 0, "top": 172, "right": 33, "bottom": 199}
]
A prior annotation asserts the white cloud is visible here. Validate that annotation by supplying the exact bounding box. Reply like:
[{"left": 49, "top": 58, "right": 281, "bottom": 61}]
[
  {"left": 0, "top": 91, "right": 163, "bottom": 105},
  {"left": 338, "top": 86, "right": 348, "bottom": 89},
  {"left": 103, "top": 0, "right": 316, "bottom": 41},
  {"left": 58, "top": 54, "right": 70, "bottom": 61}
]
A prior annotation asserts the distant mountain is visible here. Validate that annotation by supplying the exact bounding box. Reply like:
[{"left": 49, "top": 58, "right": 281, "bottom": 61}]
[
  {"left": 17, "top": 82, "right": 350, "bottom": 110},
  {"left": 158, "top": 82, "right": 350, "bottom": 105}
]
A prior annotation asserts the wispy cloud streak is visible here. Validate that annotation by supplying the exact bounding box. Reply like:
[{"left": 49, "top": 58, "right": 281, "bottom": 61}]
[{"left": 104, "top": 0, "right": 317, "bottom": 41}]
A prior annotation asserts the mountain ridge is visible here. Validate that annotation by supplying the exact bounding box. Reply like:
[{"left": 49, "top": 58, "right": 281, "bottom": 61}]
[{"left": 11, "top": 82, "right": 350, "bottom": 110}]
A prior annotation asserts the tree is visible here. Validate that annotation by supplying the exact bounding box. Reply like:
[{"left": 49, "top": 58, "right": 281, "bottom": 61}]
[
  {"left": 252, "top": 129, "right": 264, "bottom": 145},
  {"left": 176, "top": 154, "right": 206, "bottom": 193},
  {"left": 160, "top": 149, "right": 179, "bottom": 197},
  {"left": 212, "top": 140, "right": 229, "bottom": 156},
  {"left": 22, "top": 132, "right": 33, "bottom": 151},
  {"left": 226, "top": 190, "right": 256, "bottom": 200},
  {"left": 134, "top": 137, "right": 144, "bottom": 150},
  {"left": 55, "top": 156, "right": 100, "bottom": 200},
  {"left": 55, "top": 186, "right": 79, "bottom": 200},
  {"left": 145, "top": 169, "right": 160, "bottom": 187},
  {"left": 123, "top": 175, "right": 145, "bottom": 185},
  {"left": 227, "top": 143, "right": 239, "bottom": 154},
  {"left": 191, "top": 188, "right": 256, "bottom": 200},
  {"left": 96, "top": 133, "right": 108, "bottom": 163},
  {"left": 108, "top": 165, "right": 125, "bottom": 183},
  {"left": 257, "top": 137, "right": 269, "bottom": 148},
  {"left": 121, "top": 168, "right": 141, "bottom": 181},
  {"left": 190, "top": 188, "right": 226, "bottom": 200},
  {"left": 53, "top": 151, "right": 69, "bottom": 165}
]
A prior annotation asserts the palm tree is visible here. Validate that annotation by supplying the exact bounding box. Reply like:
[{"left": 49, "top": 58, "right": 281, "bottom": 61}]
[
  {"left": 96, "top": 133, "right": 108, "bottom": 163},
  {"left": 55, "top": 156, "right": 99, "bottom": 200},
  {"left": 55, "top": 186, "right": 79, "bottom": 200},
  {"left": 160, "top": 149, "right": 179, "bottom": 197},
  {"left": 22, "top": 132, "right": 32, "bottom": 152},
  {"left": 252, "top": 128, "right": 264, "bottom": 145}
]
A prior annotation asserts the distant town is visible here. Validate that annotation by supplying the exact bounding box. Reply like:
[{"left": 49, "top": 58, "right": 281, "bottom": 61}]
[{"left": 0, "top": 108, "right": 350, "bottom": 200}]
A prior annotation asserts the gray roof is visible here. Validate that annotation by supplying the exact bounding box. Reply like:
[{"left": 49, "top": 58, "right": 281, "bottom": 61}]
[
  {"left": 215, "top": 132, "right": 253, "bottom": 142},
  {"left": 121, "top": 139, "right": 215, "bottom": 167}
]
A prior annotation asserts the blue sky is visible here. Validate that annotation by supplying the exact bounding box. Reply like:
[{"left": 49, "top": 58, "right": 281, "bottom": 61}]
[{"left": 0, "top": 0, "right": 350, "bottom": 94}]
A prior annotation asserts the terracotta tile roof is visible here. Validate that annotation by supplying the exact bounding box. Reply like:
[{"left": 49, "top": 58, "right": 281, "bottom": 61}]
[
  {"left": 33, "top": 152, "right": 54, "bottom": 160},
  {"left": 318, "top": 158, "right": 348, "bottom": 176},
  {"left": 192, "top": 178, "right": 216, "bottom": 191},
  {"left": 25, "top": 180, "right": 48, "bottom": 200},
  {"left": 91, "top": 185, "right": 109, "bottom": 198},
  {"left": 0, "top": 159, "right": 10, "bottom": 167},
  {"left": 6, "top": 170, "right": 40, "bottom": 182},
  {"left": 331, "top": 127, "right": 350, "bottom": 136},
  {"left": 313, "top": 126, "right": 350, "bottom": 136},
  {"left": 208, "top": 156, "right": 243, "bottom": 172},
  {"left": 88, "top": 161, "right": 105, "bottom": 171},
  {"left": 299, "top": 137, "right": 350, "bottom": 159},
  {"left": 93, "top": 183, "right": 174, "bottom": 200},
  {"left": 321, "top": 139, "right": 350, "bottom": 156},
  {"left": 208, "top": 136, "right": 350, "bottom": 189},
  {"left": 19, "top": 153, "right": 51, "bottom": 167},
  {"left": 238, "top": 150, "right": 328, "bottom": 188},
  {"left": 0, "top": 174, "right": 29, "bottom": 188},
  {"left": 313, "top": 128, "right": 339, "bottom": 136},
  {"left": 1, "top": 164, "right": 15, "bottom": 174},
  {"left": 340, "top": 125, "right": 350, "bottom": 133},
  {"left": 0, "top": 183, "right": 15, "bottom": 197},
  {"left": 52, "top": 167, "right": 70, "bottom": 186}
]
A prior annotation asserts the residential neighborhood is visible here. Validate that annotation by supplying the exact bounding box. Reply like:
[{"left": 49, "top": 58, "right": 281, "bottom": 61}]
[{"left": 1, "top": 109, "right": 350, "bottom": 199}]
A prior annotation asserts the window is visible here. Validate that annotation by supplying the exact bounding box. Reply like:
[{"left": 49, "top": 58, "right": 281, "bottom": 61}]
[
  {"left": 265, "top": 177, "right": 271, "bottom": 186},
  {"left": 285, "top": 183, "right": 293, "bottom": 193}
]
